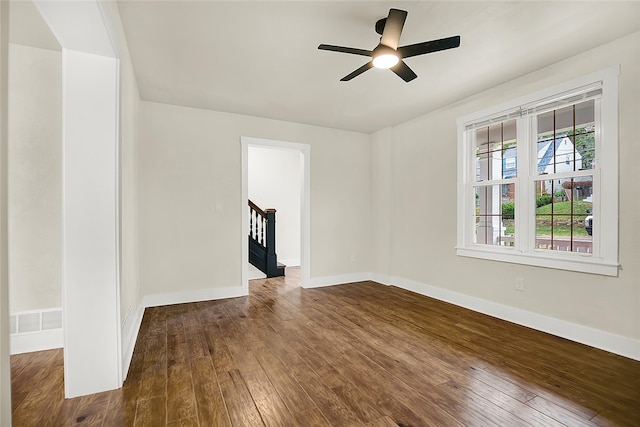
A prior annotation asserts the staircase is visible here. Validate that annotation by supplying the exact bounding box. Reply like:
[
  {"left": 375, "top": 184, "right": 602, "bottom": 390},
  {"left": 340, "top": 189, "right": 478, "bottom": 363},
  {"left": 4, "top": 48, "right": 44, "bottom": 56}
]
[{"left": 248, "top": 200, "right": 285, "bottom": 277}]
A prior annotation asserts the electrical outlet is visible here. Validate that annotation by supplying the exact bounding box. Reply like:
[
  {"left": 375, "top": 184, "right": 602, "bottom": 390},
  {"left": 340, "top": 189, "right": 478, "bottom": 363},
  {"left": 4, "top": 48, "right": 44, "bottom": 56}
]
[{"left": 515, "top": 277, "right": 525, "bottom": 291}]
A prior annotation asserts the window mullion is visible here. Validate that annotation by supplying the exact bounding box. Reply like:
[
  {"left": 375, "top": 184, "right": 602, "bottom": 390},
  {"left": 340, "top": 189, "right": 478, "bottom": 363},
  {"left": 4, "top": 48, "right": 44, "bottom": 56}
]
[
  {"left": 513, "top": 115, "right": 529, "bottom": 253},
  {"left": 465, "top": 129, "right": 476, "bottom": 247},
  {"left": 591, "top": 98, "right": 603, "bottom": 259}
]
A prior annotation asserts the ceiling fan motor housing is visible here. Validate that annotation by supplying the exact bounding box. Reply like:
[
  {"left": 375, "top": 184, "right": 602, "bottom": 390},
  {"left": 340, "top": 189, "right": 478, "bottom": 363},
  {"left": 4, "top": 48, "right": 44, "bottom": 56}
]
[{"left": 375, "top": 18, "right": 387, "bottom": 35}]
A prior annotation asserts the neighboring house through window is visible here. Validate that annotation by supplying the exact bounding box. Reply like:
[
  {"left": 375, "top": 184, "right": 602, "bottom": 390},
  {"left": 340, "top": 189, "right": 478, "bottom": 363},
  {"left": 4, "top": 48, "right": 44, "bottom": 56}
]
[{"left": 456, "top": 67, "right": 619, "bottom": 276}]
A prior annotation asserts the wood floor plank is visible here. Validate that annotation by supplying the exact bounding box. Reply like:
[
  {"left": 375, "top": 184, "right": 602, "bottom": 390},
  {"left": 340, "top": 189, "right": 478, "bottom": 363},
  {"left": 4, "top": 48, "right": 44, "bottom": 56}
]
[
  {"left": 249, "top": 341, "right": 318, "bottom": 417},
  {"left": 365, "top": 416, "right": 403, "bottom": 427},
  {"left": 481, "top": 363, "right": 600, "bottom": 421},
  {"left": 134, "top": 396, "right": 166, "bottom": 427},
  {"left": 185, "top": 330, "right": 210, "bottom": 359},
  {"left": 198, "top": 300, "right": 229, "bottom": 323},
  {"left": 181, "top": 308, "right": 203, "bottom": 333},
  {"left": 217, "top": 369, "right": 265, "bottom": 427},
  {"left": 167, "top": 416, "right": 199, "bottom": 427},
  {"left": 224, "top": 337, "right": 265, "bottom": 375},
  {"left": 138, "top": 345, "right": 167, "bottom": 399},
  {"left": 333, "top": 348, "right": 462, "bottom": 427},
  {"left": 145, "top": 306, "right": 168, "bottom": 336},
  {"left": 466, "top": 365, "right": 537, "bottom": 403},
  {"left": 50, "top": 393, "right": 83, "bottom": 427},
  {"left": 204, "top": 329, "right": 236, "bottom": 377},
  {"left": 103, "top": 389, "right": 137, "bottom": 427},
  {"left": 166, "top": 362, "right": 196, "bottom": 423},
  {"left": 167, "top": 329, "right": 189, "bottom": 366},
  {"left": 448, "top": 376, "right": 565, "bottom": 427},
  {"left": 287, "top": 361, "right": 361, "bottom": 426},
  {"left": 288, "top": 407, "right": 332, "bottom": 427},
  {"left": 167, "top": 417, "right": 199, "bottom": 427},
  {"left": 330, "top": 382, "right": 384, "bottom": 424},
  {"left": 277, "top": 327, "right": 346, "bottom": 389},
  {"left": 67, "top": 391, "right": 112, "bottom": 426},
  {"left": 190, "top": 357, "right": 231, "bottom": 427},
  {"left": 241, "top": 364, "right": 293, "bottom": 427},
  {"left": 526, "top": 395, "right": 599, "bottom": 427}
]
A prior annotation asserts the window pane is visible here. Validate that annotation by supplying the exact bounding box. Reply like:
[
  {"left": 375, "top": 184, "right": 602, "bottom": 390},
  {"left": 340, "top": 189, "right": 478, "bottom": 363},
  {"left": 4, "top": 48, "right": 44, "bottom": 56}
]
[
  {"left": 534, "top": 177, "right": 593, "bottom": 253},
  {"left": 474, "top": 184, "right": 515, "bottom": 247},
  {"left": 537, "top": 100, "right": 595, "bottom": 175},
  {"left": 475, "top": 119, "right": 517, "bottom": 182}
]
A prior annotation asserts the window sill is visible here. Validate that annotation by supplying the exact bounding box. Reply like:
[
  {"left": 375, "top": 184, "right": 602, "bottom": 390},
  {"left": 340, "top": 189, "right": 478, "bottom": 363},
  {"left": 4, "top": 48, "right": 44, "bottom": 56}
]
[{"left": 456, "top": 246, "right": 619, "bottom": 276}]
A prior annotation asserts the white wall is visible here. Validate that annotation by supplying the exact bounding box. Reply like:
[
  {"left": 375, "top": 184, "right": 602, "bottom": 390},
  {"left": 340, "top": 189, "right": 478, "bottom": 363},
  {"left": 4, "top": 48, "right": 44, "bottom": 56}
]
[
  {"left": 373, "top": 31, "right": 640, "bottom": 354},
  {"left": 371, "top": 127, "right": 393, "bottom": 281},
  {"left": 0, "top": 1, "right": 12, "bottom": 423},
  {"left": 8, "top": 43, "right": 62, "bottom": 313},
  {"left": 248, "top": 145, "right": 301, "bottom": 266},
  {"left": 139, "top": 102, "right": 371, "bottom": 297}
]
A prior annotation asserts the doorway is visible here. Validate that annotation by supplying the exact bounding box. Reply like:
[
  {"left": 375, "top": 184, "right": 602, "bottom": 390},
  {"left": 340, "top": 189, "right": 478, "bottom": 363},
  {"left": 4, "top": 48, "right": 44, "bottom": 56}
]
[{"left": 241, "top": 136, "right": 310, "bottom": 293}]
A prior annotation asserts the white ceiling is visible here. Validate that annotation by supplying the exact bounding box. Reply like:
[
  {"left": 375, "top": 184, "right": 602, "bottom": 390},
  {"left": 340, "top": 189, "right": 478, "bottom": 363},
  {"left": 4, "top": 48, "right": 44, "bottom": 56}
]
[
  {"left": 14, "top": 1, "right": 640, "bottom": 134},
  {"left": 9, "top": 1, "right": 61, "bottom": 51}
]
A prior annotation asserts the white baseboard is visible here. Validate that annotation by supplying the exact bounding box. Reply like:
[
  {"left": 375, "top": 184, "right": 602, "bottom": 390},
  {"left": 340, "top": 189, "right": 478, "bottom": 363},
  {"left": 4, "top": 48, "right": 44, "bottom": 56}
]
[
  {"left": 304, "top": 272, "right": 371, "bottom": 289},
  {"left": 121, "top": 303, "right": 144, "bottom": 381},
  {"left": 279, "top": 258, "right": 300, "bottom": 267},
  {"left": 10, "top": 329, "right": 63, "bottom": 355},
  {"left": 369, "top": 272, "right": 392, "bottom": 286},
  {"left": 370, "top": 273, "right": 640, "bottom": 362},
  {"left": 141, "top": 285, "right": 247, "bottom": 309}
]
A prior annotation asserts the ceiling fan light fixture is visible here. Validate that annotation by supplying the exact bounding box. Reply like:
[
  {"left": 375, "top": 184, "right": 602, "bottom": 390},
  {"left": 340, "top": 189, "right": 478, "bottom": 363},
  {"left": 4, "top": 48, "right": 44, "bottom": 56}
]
[
  {"left": 372, "top": 52, "right": 399, "bottom": 69},
  {"left": 318, "top": 8, "right": 461, "bottom": 82}
]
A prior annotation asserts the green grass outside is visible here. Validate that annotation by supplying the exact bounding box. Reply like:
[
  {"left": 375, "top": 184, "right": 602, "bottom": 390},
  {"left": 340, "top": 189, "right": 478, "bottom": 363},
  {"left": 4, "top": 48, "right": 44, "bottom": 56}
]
[
  {"left": 535, "top": 200, "right": 592, "bottom": 216},
  {"left": 502, "top": 200, "right": 591, "bottom": 237}
]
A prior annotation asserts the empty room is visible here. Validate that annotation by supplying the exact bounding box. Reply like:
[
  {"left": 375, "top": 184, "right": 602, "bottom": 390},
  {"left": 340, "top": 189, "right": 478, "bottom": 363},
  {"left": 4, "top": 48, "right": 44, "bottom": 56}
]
[{"left": 1, "top": 1, "right": 639, "bottom": 426}]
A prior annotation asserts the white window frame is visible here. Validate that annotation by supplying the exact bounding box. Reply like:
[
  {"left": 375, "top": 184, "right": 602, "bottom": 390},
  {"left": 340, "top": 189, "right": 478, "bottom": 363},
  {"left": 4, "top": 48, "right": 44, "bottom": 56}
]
[{"left": 456, "top": 67, "right": 619, "bottom": 276}]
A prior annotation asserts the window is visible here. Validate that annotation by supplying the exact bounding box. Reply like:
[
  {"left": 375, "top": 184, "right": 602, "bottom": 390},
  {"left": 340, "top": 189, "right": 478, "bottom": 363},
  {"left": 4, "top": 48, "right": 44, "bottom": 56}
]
[{"left": 457, "top": 67, "right": 619, "bottom": 276}]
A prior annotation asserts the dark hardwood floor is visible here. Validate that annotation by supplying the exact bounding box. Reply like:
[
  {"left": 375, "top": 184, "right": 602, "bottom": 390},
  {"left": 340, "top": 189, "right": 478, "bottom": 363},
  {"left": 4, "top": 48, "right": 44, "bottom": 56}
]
[{"left": 11, "top": 267, "right": 640, "bottom": 426}]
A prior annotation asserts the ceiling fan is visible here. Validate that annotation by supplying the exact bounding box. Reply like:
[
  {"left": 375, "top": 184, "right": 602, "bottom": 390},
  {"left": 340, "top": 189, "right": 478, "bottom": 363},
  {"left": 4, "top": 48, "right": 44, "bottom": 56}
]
[{"left": 318, "top": 8, "right": 460, "bottom": 82}]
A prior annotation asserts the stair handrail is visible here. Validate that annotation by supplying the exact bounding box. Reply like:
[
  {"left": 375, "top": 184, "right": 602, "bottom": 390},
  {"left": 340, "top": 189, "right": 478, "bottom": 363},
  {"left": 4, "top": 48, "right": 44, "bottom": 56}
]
[{"left": 248, "top": 199, "right": 266, "bottom": 218}]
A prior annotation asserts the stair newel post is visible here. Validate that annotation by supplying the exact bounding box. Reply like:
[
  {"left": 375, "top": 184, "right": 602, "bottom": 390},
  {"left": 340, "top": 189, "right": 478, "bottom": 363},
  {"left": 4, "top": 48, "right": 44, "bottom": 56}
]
[{"left": 265, "top": 208, "right": 277, "bottom": 277}]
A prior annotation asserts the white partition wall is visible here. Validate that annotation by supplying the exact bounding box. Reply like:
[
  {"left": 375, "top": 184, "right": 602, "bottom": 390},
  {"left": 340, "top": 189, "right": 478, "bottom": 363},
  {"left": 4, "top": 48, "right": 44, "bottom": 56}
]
[
  {"left": 34, "top": 0, "right": 122, "bottom": 397},
  {"left": 62, "top": 49, "right": 121, "bottom": 397}
]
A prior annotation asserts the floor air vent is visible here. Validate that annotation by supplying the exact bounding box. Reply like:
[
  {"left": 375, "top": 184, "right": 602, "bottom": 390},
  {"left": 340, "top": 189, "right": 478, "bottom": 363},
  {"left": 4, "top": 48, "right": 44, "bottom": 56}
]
[{"left": 10, "top": 308, "right": 63, "bottom": 335}]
